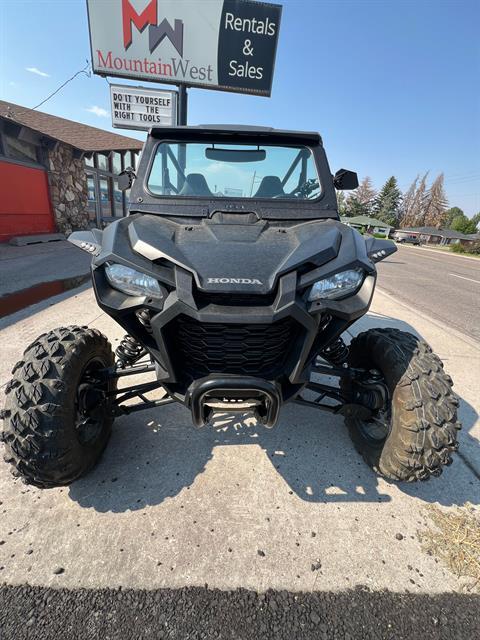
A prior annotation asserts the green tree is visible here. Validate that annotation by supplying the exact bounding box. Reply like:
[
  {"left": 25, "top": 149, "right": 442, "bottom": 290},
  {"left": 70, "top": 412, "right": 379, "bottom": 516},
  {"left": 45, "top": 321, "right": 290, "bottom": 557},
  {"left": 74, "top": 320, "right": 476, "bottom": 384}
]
[
  {"left": 373, "top": 176, "right": 402, "bottom": 227},
  {"left": 444, "top": 207, "right": 464, "bottom": 228},
  {"left": 451, "top": 214, "right": 479, "bottom": 235},
  {"left": 336, "top": 190, "right": 347, "bottom": 216}
]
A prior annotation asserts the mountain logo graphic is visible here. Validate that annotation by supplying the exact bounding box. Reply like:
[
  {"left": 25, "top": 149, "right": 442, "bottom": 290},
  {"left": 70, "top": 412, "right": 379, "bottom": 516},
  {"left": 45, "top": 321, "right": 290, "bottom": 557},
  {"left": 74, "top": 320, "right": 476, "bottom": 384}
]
[{"left": 122, "top": 0, "right": 183, "bottom": 56}]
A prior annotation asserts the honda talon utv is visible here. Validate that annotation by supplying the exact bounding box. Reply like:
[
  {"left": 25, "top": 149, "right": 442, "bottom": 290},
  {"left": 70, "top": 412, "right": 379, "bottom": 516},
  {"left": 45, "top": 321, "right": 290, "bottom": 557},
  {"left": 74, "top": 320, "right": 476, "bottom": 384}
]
[{"left": 1, "top": 125, "right": 460, "bottom": 488}]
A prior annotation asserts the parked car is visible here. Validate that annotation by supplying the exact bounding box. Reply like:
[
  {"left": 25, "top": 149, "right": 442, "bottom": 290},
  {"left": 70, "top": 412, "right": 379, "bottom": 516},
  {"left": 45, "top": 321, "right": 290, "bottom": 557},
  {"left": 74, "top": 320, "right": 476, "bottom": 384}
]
[{"left": 394, "top": 232, "right": 422, "bottom": 245}]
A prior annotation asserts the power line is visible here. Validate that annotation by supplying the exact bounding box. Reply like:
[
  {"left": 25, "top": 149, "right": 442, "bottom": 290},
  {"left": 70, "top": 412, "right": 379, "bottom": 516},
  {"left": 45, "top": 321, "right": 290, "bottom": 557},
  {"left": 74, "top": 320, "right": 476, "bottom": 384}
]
[
  {"left": 31, "top": 61, "right": 91, "bottom": 110},
  {"left": 443, "top": 170, "right": 480, "bottom": 179},
  {"left": 398, "top": 173, "right": 480, "bottom": 190},
  {"left": 444, "top": 176, "right": 480, "bottom": 185},
  {"left": 7, "top": 61, "right": 91, "bottom": 119}
]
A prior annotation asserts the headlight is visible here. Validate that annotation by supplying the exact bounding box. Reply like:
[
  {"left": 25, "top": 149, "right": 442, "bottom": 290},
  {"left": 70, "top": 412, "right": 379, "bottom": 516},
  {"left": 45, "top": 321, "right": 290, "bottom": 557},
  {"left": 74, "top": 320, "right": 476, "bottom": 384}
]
[
  {"left": 308, "top": 269, "right": 364, "bottom": 302},
  {"left": 105, "top": 263, "right": 163, "bottom": 298}
]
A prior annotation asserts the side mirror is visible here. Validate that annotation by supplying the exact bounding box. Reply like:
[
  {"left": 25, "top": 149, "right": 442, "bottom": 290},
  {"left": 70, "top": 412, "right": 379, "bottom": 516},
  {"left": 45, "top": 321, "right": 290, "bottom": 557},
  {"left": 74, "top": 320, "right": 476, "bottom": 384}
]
[
  {"left": 365, "top": 237, "right": 397, "bottom": 263},
  {"left": 118, "top": 167, "right": 136, "bottom": 191},
  {"left": 333, "top": 169, "right": 359, "bottom": 190}
]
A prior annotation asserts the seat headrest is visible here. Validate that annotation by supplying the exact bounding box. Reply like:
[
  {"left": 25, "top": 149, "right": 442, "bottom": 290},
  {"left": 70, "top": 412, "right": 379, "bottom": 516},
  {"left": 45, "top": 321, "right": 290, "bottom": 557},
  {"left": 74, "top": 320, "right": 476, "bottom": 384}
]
[
  {"left": 254, "top": 176, "right": 285, "bottom": 198},
  {"left": 179, "top": 173, "right": 212, "bottom": 196}
]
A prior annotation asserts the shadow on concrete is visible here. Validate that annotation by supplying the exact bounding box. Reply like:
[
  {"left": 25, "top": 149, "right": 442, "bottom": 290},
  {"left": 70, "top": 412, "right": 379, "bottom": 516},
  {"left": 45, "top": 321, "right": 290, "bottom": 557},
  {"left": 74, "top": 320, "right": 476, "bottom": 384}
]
[
  {"left": 69, "top": 310, "right": 479, "bottom": 513},
  {"left": 69, "top": 400, "right": 395, "bottom": 512}
]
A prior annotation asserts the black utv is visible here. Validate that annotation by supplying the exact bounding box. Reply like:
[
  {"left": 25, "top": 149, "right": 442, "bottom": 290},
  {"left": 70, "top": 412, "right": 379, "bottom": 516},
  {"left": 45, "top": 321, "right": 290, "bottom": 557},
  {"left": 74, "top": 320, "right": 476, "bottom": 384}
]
[{"left": 1, "top": 126, "right": 460, "bottom": 488}]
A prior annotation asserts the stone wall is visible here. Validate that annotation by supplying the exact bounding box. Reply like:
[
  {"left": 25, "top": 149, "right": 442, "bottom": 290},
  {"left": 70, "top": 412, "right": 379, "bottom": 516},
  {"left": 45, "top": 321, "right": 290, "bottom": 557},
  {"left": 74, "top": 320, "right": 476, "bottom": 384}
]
[{"left": 47, "top": 142, "right": 89, "bottom": 235}]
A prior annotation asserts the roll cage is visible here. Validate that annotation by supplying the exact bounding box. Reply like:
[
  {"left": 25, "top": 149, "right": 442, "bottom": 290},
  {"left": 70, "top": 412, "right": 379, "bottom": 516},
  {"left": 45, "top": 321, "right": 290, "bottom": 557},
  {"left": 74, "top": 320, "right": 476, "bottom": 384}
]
[{"left": 158, "top": 143, "right": 312, "bottom": 199}]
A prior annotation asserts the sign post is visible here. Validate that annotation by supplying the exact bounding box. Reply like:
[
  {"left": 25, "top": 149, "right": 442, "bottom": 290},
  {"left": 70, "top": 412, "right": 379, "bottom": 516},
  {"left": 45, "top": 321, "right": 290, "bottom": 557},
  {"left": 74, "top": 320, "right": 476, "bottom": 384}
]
[
  {"left": 178, "top": 84, "right": 188, "bottom": 126},
  {"left": 87, "top": 0, "right": 283, "bottom": 126}
]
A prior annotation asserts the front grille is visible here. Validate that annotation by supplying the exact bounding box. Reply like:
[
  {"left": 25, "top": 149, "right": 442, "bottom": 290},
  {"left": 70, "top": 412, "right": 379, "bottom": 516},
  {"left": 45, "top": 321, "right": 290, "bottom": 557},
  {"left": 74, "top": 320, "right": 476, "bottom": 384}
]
[
  {"left": 168, "top": 315, "right": 298, "bottom": 380},
  {"left": 194, "top": 291, "right": 277, "bottom": 307}
]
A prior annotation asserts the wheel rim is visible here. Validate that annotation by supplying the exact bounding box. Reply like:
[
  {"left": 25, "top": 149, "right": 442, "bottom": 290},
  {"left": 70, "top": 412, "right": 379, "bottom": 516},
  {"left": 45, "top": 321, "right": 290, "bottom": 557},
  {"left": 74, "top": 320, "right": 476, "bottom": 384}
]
[
  {"left": 75, "top": 358, "right": 109, "bottom": 447},
  {"left": 352, "top": 370, "right": 391, "bottom": 444},
  {"left": 357, "top": 405, "right": 391, "bottom": 443}
]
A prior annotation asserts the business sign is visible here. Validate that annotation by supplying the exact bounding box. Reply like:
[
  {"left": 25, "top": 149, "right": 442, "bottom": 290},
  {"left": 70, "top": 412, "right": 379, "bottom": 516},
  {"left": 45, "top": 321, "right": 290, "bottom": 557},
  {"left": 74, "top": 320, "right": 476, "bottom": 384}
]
[
  {"left": 87, "top": 0, "right": 282, "bottom": 96},
  {"left": 109, "top": 84, "right": 177, "bottom": 130}
]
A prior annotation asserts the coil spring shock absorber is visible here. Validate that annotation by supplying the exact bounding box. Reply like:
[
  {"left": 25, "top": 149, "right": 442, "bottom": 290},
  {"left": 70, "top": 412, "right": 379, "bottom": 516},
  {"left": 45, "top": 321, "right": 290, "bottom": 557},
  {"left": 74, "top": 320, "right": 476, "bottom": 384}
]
[
  {"left": 116, "top": 336, "right": 145, "bottom": 368},
  {"left": 136, "top": 308, "right": 153, "bottom": 334},
  {"left": 320, "top": 337, "right": 349, "bottom": 366},
  {"left": 115, "top": 309, "right": 152, "bottom": 367}
]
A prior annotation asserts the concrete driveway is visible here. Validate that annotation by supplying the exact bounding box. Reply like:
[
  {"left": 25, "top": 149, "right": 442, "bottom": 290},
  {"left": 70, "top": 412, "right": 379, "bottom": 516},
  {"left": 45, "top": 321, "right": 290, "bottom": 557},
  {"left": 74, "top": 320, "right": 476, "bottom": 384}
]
[{"left": 0, "top": 284, "right": 479, "bottom": 600}]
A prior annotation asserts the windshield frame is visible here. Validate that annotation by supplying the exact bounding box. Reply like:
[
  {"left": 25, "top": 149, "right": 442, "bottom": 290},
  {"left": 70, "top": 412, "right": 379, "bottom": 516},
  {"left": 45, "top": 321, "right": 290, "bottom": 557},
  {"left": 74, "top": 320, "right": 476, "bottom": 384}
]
[
  {"left": 129, "top": 127, "right": 339, "bottom": 221},
  {"left": 144, "top": 139, "right": 324, "bottom": 204}
]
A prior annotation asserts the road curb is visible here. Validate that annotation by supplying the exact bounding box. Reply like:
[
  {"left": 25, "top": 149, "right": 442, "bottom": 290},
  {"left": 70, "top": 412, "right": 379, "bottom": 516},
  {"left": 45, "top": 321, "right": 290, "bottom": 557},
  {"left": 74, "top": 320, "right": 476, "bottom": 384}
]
[
  {"left": 396, "top": 244, "right": 480, "bottom": 263},
  {"left": 376, "top": 287, "right": 480, "bottom": 352}
]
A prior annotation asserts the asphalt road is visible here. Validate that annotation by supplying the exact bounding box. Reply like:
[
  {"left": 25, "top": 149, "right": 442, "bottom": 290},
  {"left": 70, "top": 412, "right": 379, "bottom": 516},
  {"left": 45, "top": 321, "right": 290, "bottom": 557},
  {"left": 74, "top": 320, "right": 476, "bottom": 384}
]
[
  {"left": 376, "top": 245, "right": 480, "bottom": 343},
  {"left": 1, "top": 584, "right": 479, "bottom": 640}
]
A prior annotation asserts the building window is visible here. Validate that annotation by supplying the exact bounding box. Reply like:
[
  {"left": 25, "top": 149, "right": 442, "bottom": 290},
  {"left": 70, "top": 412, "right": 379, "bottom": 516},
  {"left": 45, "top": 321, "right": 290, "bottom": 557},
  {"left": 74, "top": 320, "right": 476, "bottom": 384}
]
[
  {"left": 83, "top": 149, "right": 139, "bottom": 225},
  {"left": 97, "top": 153, "right": 109, "bottom": 171},
  {"left": 99, "top": 177, "right": 112, "bottom": 218},
  {"left": 86, "top": 174, "right": 97, "bottom": 223},
  {"left": 113, "top": 178, "right": 124, "bottom": 217},
  {"left": 3, "top": 134, "right": 40, "bottom": 164},
  {"left": 112, "top": 152, "right": 123, "bottom": 175}
]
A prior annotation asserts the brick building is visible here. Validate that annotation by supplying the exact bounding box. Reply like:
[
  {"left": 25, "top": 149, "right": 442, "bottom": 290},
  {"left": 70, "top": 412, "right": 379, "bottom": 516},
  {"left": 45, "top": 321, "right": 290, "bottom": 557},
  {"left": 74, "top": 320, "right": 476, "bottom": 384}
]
[{"left": 0, "top": 100, "right": 143, "bottom": 242}]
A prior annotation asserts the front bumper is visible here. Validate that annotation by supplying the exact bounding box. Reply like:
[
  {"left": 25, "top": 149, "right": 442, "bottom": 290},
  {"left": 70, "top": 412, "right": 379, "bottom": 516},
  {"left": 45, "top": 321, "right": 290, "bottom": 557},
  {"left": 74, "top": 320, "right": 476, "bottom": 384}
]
[
  {"left": 187, "top": 375, "right": 282, "bottom": 428},
  {"left": 92, "top": 262, "right": 376, "bottom": 405}
]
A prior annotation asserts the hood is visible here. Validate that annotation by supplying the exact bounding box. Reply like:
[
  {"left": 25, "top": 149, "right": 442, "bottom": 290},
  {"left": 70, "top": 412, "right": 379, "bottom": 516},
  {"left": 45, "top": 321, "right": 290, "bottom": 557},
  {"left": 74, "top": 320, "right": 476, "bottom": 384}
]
[{"left": 128, "top": 213, "right": 343, "bottom": 294}]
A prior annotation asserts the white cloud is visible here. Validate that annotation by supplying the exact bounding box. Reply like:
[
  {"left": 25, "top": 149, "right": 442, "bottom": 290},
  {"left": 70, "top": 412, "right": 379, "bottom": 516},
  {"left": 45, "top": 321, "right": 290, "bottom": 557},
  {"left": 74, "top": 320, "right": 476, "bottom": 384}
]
[
  {"left": 26, "top": 67, "right": 50, "bottom": 77},
  {"left": 86, "top": 105, "right": 109, "bottom": 118}
]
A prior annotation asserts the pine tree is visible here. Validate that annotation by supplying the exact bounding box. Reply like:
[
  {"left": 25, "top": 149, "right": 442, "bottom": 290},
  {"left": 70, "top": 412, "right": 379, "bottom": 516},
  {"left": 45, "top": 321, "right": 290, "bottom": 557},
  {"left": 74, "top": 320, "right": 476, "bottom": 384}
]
[
  {"left": 373, "top": 176, "right": 402, "bottom": 227},
  {"left": 398, "top": 175, "right": 419, "bottom": 227},
  {"left": 345, "top": 176, "right": 376, "bottom": 217},
  {"left": 356, "top": 176, "right": 377, "bottom": 208},
  {"left": 411, "top": 172, "right": 430, "bottom": 227},
  {"left": 423, "top": 173, "right": 448, "bottom": 227}
]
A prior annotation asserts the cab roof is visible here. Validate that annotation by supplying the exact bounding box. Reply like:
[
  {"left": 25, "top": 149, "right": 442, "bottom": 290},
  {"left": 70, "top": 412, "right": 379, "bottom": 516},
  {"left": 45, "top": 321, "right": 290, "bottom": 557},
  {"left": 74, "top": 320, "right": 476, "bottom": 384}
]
[{"left": 149, "top": 124, "right": 322, "bottom": 146}]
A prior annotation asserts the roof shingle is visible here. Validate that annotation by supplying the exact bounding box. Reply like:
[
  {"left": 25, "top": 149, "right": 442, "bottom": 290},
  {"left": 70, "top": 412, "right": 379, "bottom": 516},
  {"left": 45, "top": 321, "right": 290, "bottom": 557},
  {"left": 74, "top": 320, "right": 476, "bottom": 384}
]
[
  {"left": 340, "top": 215, "right": 393, "bottom": 228},
  {"left": 0, "top": 100, "right": 143, "bottom": 153}
]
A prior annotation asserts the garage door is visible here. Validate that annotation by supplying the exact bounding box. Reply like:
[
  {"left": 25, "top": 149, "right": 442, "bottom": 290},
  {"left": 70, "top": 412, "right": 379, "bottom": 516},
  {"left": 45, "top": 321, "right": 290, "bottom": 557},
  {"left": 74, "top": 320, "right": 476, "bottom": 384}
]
[{"left": 0, "top": 160, "right": 55, "bottom": 242}]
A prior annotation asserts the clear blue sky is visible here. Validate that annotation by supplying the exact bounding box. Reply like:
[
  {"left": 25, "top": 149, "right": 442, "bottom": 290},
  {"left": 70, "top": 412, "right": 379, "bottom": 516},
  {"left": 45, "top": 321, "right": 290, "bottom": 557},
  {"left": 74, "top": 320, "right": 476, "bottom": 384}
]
[{"left": 1, "top": 0, "right": 479, "bottom": 214}]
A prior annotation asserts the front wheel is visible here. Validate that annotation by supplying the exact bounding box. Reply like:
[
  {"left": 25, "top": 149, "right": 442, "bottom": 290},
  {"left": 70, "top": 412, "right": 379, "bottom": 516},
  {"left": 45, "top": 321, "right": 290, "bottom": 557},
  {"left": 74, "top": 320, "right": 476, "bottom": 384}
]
[
  {"left": 342, "top": 328, "right": 460, "bottom": 482},
  {"left": 1, "top": 326, "right": 116, "bottom": 488}
]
